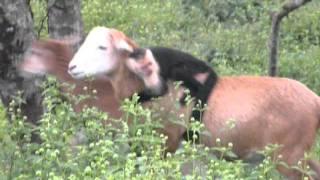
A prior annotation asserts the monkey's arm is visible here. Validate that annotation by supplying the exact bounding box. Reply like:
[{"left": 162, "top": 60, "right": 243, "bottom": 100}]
[
  {"left": 171, "top": 69, "right": 203, "bottom": 96},
  {"left": 137, "top": 82, "right": 168, "bottom": 103}
]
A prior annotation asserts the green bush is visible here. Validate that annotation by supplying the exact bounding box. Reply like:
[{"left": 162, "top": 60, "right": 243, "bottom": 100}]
[
  {"left": 2, "top": 0, "right": 318, "bottom": 178},
  {"left": 0, "top": 78, "right": 302, "bottom": 179},
  {"left": 0, "top": 76, "right": 316, "bottom": 179},
  {"left": 32, "top": 0, "right": 320, "bottom": 93}
]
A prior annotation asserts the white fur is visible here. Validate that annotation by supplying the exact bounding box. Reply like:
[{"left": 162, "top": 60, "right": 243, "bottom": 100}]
[
  {"left": 143, "top": 49, "right": 162, "bottom": 93},
  {"left": 68, "top": 26, "right": 132, "bottom": 79}
]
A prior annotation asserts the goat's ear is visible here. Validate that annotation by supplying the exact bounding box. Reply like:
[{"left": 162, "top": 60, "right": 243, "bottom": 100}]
[
  {"left": 115, "top": 39, "right": 133, "bottom": 53},
  {"left": 109, "top": 28, "right": 136, "bottom": 53}
]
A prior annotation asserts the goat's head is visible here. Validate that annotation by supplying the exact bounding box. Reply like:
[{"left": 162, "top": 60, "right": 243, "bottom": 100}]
[
  {"left": 19, "top": 39, "right": 73, "bottom": 77},
  {"left": 68, "top": 26, "right": 137, "bottom": 79}
]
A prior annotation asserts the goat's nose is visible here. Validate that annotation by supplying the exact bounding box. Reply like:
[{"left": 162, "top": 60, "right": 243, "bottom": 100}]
[{"left": 69, "top": 65, "right": 77, "bottom": 71}]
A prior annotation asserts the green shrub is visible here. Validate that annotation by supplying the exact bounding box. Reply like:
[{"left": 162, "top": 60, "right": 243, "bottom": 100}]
[
  {"left": 0, "top": 76, "right": 316, "bottom": 179},
  {"left": 4, "top": 0, "right": 318, "bottom": 178}
]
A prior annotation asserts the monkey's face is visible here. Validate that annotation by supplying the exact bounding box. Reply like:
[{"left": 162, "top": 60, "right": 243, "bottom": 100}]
[{"left": 127, "top": 49, "right": 167, "bottom": 96}]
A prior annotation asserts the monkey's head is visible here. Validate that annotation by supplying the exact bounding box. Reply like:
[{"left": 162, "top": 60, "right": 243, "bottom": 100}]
[{"left": 127, "top": 48, "right": 167, "bottom": 96}]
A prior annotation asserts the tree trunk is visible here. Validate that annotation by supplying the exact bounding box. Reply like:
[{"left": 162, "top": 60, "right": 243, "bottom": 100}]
[
  {"left": 47, "top": 0, "right": 85, "bottom": 145},
  {"left": 0, "top": 0, "right": 43, "bottom": 142},
  {"left": 268, "top": 0, "right": 312, "bottom": 76},
  {"left": 47, "top": 0, "right": 84, "bottom": 48}
]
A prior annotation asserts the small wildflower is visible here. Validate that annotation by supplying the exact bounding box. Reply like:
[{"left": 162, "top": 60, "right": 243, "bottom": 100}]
[
  {"left": 192, "top": 134, "right": 198, "bottom": 140},
  {"left": 35, "top": 170, "right": 41, "bottom": 176},
  {"left": 10, "top": 100, "right": 15, "bottom": 105},
  {"left": 192, "top": 148, "right": 197, "bottom": 153},
  {"left": 136, "top": 129, "right": 142, "bottom": 136},
  {"left": 113, "top": 154, "right": 119, "bottom": 159},
  {"left": 167, "top": 152, "right": 172, "bottom": 158},
  {"left": 84, "top": 166, "right": 92, "bottom": 174}
]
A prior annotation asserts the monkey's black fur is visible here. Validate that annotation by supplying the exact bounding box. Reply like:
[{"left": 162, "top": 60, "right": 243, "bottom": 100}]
[{"left": 129, "top": 47, "right": 218, "bottom": 143}]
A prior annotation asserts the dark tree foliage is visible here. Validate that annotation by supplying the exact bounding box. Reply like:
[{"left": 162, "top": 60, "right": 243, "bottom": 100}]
[{"left": 182, "top": 0, "right": 263, "bottom": 24}]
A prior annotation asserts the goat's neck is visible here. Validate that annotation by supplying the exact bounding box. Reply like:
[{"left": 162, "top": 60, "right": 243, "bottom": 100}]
[{"left": 109, "top": 62, "right": 145, "bottom": 101}]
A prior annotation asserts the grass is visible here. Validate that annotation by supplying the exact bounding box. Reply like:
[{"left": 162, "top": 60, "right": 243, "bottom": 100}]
[{"left": 0, "top": 77, "right": 318, "bottom": 179}]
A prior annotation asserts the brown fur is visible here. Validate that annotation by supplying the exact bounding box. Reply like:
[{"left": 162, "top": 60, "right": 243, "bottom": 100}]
[
  {"left": 109, "top": 28, "right": 139, "bottom": 50},
  {"left": 112, "top": 56, "right": 320, "bottom": 178},
  {"left": 112, "top": 32, "right": 320, "bottom": 179},
  {"left": 20, "top": 38, "right": 188, "bottom": 153},
  {"left": 108, "top": 52, "right": 191, "bottom": 153},
  {"left": 19, "top": 39, "right": 122, "bottom": 119},
  {"left": 72, "top": 28, "right": 320, "bottom": 179},
  {"left": 195, "top": 76, "right": 320, "bottom": 179}
]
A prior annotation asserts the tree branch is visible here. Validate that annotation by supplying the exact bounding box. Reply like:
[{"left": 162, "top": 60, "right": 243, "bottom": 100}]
[
  {"left": 37, "top": 13, "right": 48, "bottom": 38},
  {"left": 268, "top": 0, "right": 312, "bottom": 76}
]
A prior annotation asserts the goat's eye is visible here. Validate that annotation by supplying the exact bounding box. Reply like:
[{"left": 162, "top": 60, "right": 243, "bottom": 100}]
[{"left": 98, "top": 46, "right": 107, "bottom": 50}]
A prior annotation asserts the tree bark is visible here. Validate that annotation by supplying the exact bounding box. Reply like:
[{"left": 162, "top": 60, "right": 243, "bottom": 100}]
[
  {"left": 0, "top": 0, "right": 43, "bottom": 142},
  {"left": 47, "top": 0, "right": 84, "bottom": 48},
  {"left": 268, "top": 0, "right": 312, "bottom": 76}
]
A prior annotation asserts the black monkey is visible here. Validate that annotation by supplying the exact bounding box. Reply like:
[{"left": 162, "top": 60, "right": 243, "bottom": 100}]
[{"left": 128, "top": 47, "right": 218, "bottom": 142}]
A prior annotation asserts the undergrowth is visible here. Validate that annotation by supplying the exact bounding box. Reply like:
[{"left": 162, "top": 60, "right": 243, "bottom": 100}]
[{"left": 0, "top": 77, "right": 316, "bottom": 179}]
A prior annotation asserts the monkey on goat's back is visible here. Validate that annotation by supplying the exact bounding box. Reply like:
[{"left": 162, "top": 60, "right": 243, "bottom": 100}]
[{"left": 127, "top": 47, "right": 218, "bottom": 142}]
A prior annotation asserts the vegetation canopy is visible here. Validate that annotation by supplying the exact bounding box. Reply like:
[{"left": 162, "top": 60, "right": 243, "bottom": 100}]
[{"left": 1, "top": 0, "right": 319, "bottom": 179}]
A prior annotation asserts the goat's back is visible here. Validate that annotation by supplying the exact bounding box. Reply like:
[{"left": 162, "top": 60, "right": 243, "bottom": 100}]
[{"left": 202, "top": 76, "right": 319, "bottom": 166}]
